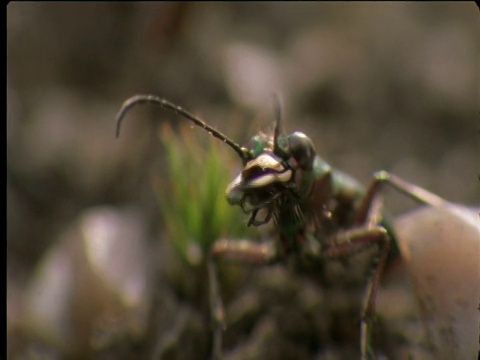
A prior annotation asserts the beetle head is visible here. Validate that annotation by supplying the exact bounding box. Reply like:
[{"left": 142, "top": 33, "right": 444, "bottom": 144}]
[{"left": 226, "top": 107, "right": 316, "bottom": 227}]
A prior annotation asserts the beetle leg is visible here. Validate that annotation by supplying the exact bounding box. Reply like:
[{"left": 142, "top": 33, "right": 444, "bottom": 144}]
[
  {"left": 208, "top": 239, "right": 279, "bottom": 360},
  {"left": 349, "top": 178, "right": 392, "bottom": 359},
  {"left": 212, "top": 238, "right": 278, "bottom": 264},
  {"left": 320, "top": 224, "right": 390, "bottom": 360},
  {"left": 356, "top": 171, "right": 447, "bottom": 224},
  {"left": 208, "top": 254, "right": 225, "bottom": 360}
]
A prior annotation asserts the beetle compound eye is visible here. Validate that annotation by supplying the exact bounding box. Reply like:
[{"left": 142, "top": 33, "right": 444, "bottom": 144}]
[{"left": 287, "top": 132, "right": 316, "bottom": 171}]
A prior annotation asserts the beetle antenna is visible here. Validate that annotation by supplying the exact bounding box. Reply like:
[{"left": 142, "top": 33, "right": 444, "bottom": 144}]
[
  {"left": 115, "top": 94, "right": 251, "bottom": 162},
  {"left": 272, "top": 93, "right": 284, "bottom": 155}
]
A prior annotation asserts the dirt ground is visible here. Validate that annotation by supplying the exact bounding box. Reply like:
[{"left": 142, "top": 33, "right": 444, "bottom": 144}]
[{"left": 7, "top": 3, "right": 479, "bottom": 360}]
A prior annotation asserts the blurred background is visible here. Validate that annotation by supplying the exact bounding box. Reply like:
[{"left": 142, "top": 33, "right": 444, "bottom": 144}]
[{"left": 7, "top": 2, "right": 479, "bottom": 360}]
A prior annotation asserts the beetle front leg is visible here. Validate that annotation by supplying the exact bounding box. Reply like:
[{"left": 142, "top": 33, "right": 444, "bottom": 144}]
[
  {"left": 208, "top": 239, "right": 279, "bottom": 360},
  {"left": 208, "top": 255, "right": 225, "bottom": 360},
  {"left": 213, "top": 238, "right": 279, "bottom": 264}
]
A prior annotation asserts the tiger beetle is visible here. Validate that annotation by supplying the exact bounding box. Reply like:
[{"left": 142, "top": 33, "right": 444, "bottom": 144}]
[{"left": 115, "top": 94, "right": 448, "bottom": 360}]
